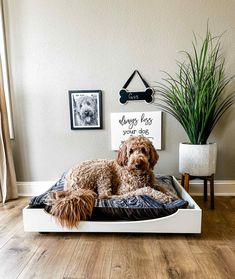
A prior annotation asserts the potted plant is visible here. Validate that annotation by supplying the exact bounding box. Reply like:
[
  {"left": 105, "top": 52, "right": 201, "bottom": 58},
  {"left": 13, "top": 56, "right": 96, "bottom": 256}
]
[{"left": 155, "top": 28, "right": 235, "bottom": 177}]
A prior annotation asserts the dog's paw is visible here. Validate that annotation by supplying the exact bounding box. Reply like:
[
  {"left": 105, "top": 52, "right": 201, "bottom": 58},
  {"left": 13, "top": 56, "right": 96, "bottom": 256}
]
[{"left": 98, "top": 192, "right": 112, "bottom": 199}]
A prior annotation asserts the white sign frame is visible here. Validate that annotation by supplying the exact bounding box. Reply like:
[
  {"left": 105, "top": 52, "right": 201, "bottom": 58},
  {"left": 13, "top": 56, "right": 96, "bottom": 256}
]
[{"left": 110, "top": 111, "right": 162, "bottom": 150}]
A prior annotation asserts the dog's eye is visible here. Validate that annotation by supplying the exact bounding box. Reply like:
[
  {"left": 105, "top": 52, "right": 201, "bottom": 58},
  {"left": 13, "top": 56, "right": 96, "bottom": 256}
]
[
  {"left": 141, "top": 147, "right": 147, "bottom": 154},
  {"left": 129, "top": 149, "right": 133, "bottom": 155},
  {"left": 80, "top": 104, "right": 82, "bottom": 108},
  {"left": 87, "top": 101, "right": 91, "bottom": 106}
]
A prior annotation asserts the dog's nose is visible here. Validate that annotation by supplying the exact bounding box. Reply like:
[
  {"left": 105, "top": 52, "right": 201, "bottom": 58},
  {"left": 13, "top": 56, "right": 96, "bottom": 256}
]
[{"left": 135, "top": 163, "right": 143, "bottom": 169}]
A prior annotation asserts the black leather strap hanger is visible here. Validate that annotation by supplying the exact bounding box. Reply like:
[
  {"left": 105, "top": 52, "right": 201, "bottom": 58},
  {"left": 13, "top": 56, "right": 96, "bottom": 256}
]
[
  {"left": 122, "top": 70, "right": 150, "bottom": 89},
  {"left": 119, "top": 70, "right": 154, "bottom": 104}
]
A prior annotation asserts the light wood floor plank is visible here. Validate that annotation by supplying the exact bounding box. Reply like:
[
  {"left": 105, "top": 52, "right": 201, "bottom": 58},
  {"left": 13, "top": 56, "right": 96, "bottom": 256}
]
[
  {"left": 64, "top": 233, "right": 114, "bottom": 279},
  {"left": 0, "top": 198, "right": 28, "bottom": 249},
  {"left": 17, "top": 234, "right": 80, "bottom": 279},
  {"left": 0, "top": 198, "right": 28, "bottom": 214},
  {"left": 110, "top": 234, "right": 157, "bottom": 279},
  {"left": 191, "top": 244, "right": 235, "bottom": 279},
  {"left": 0, "top": 230, "right": 41, "bottom": 279},
  {"left": 154, "top": 236, "right": 203, "bottom": 279}
]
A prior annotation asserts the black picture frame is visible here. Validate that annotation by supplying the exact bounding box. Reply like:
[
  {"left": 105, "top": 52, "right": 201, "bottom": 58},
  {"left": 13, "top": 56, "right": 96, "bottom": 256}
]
[{"left": 69, "top": 90, "right": 102, "bottom": 130}]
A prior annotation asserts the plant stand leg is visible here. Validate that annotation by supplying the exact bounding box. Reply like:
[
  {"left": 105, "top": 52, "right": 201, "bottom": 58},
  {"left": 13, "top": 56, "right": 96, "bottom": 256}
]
[
  {"left": 184, "top": 173, "right": 190, "bottom": 193},
  {"left": 181, "top": 174, "right": 185, "bottom": 188},
  {"left": 210, "top": 174, "right": 215, "bottom": 209},
  {"left": 204, "top": 178, "right": 207, "bottom": 201}
]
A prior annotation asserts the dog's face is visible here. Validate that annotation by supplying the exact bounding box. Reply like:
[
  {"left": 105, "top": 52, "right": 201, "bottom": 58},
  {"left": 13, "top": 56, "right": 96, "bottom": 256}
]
[
  {"left": 116, "top": 136, "right": 159, "bottom": 173},
  {"left": 74, "top": 96, "right": 97, "bottom": 125}
]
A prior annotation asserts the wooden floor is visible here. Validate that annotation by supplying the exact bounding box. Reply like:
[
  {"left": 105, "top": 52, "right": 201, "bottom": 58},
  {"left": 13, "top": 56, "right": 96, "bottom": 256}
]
[{"left": 0, "top": 197, "right": 235, "bottom": 279}]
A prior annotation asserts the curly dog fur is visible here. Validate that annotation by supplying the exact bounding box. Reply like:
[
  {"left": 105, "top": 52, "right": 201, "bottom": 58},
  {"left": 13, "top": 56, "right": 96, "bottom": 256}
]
[{"left": 48, "top": 136, "right": 177, "bottom": 228}]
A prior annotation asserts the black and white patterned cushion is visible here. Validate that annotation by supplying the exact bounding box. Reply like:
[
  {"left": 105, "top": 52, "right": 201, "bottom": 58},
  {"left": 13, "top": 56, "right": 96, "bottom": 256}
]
[{"left": 29, "top": 174, "right": 188, "bottom": 221}]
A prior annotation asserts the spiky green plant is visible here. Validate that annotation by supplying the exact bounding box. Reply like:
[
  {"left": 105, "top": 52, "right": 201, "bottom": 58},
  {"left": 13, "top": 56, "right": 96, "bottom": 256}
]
[{"left": 155, "top": 29, "right": 235, "bottom": 144}]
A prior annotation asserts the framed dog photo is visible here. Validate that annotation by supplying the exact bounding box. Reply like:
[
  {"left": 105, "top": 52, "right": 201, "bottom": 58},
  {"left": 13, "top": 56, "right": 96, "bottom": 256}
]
[{"left": 69, "top": 90, "right": 102, "bottom": 130}]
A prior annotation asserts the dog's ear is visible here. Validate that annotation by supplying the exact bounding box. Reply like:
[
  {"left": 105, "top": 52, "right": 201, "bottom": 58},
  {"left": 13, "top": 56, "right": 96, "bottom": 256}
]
[
  {"left": 116, "top": 141, "right": 128, "bottom": 166},
  {"left": 149, "top": 144, "right": 159, "bottom": 169}
]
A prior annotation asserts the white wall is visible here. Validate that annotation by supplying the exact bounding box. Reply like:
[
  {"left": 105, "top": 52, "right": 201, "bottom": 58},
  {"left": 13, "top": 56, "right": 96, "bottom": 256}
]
[{"left": 4, "top": 0, "right": 235, "bottom": 181}]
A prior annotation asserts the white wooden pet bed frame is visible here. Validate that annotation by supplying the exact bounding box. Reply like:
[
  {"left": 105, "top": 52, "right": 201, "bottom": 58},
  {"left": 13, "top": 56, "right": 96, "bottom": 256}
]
[{"left": 23, "top": 177, "right": 202, "bottom": 234}]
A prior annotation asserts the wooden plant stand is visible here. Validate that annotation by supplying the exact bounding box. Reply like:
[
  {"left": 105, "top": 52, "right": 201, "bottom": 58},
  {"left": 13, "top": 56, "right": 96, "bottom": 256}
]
[{"left": 181, "top": 173, "right": 214, "bottom": 209}]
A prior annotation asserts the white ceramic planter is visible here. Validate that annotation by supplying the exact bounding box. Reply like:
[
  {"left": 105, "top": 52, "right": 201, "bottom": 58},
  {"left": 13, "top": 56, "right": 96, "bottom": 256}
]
[{"left": 179, "top": 143, "right": 217, "bottom": 176}]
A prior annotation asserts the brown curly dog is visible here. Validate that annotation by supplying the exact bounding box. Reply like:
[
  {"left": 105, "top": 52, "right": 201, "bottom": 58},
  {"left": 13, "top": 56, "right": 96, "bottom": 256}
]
[{"left": 48, "top": 136, "right": 177, "bottom": 228}]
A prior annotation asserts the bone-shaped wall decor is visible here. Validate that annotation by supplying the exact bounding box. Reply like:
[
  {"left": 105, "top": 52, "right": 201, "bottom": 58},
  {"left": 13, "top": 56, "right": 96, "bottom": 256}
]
[{"left": 119, "top": 70, "right": 154, "bottom": 104}]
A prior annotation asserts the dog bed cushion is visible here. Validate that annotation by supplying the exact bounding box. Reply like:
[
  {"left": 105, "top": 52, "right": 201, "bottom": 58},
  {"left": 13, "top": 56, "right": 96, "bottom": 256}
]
[{"left": 29, "top": 174, "right": 188, "bottom": 221}]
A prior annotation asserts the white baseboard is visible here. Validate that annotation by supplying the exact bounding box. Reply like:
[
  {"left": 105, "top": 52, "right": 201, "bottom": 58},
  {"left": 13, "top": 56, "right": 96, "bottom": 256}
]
[
  {"left": 188, "top": 180, "right": 235, "bottom": 196},
  {"left": 17, "top": 181, "right": 56, "bottom": 196},
  {"left": 17, "top": 180, "right": 235, "bottom": 197}
]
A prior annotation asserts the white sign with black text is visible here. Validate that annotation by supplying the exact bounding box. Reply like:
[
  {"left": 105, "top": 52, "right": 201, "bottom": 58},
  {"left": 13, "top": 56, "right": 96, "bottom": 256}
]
[{"left": 110, "top": 111, "right": 162, "bottom": 150}]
